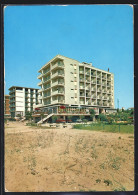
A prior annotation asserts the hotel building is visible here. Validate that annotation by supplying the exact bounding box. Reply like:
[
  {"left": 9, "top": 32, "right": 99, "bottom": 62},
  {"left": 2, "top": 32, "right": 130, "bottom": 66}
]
[
  {"left": 35, "top": 55, "right": 115, "bottom": 123},
  {"left": 9, "top": 86, "right": 39, "bottom": 118}
]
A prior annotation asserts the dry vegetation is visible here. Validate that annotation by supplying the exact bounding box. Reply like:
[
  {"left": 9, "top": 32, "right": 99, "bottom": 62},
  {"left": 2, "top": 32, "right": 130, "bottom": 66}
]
[{"left": 5, "top": 121, "right": 134, "bottom": 192}]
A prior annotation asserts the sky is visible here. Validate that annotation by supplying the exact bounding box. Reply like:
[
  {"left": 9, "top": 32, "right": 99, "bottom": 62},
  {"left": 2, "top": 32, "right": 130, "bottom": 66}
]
[{"left": 4, "top": 5, "right": 134, "bottom": 109}]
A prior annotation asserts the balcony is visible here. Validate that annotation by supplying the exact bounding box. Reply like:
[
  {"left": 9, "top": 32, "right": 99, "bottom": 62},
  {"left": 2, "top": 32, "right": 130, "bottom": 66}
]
[
  {"left": 80, "top": 93, "right": 85, "bottom": 97},
  {"left": 9, "top": 90, "right": 15, "bottom": 94},
  {"left": 107, "top": 90, "right": 111, "bottom": 94},
  {"left": 52, "top": 99, "right": 64, "bottom": 104},
  {"left": 85, "top": 71, "right": 90, "bottom": 75},
  {"left": 79, "top": 78, "right": 84, "bottom": 82},
  {"left": 97, "top": 81, "right": 101, "bottom": 85},
  {"left": 38, "top": 88, "right": 44, "bottom": 93},
  {"left": 102, "top": 77, "right": 106, "bottom": 80},
  {"left": 86, "top": 85, "right": 90, "bottom": 90},
  {"left": 86, "top": 79, "right": 90, "bottom": 83},
  {"left": 51, "top": 62, "right": 64, "bottom": 70},
  {"left": 38, "top": 81, "right": 42, "bottom": 86},
  {"left": 91, "top": 80, "right": 96, "bottom": 84},
  {"left": 51, "top": 80, "right": 64, "bottom": 87},
  {"left": 97, "top": 88, "right": 101, "bottom": 92},
  {"left": 91, "top": 88, "right": 96, "bottom": 91},
  {"left": 43, "top": 69, "right": 50, "bottom": 76},
  {"left": 79, "top": 70, "right": 84, "bottom": 74},
  {"left": 92, "top": 95, "right": 96, "bottom": 99},
  {"left": 51, "top": 71, "right": 64, "bottom": 79},
  {"left": 97, "top": 96, "right": 102, "bottom": 99},
  {"left": 51, "top": 90, "right": 64, "bottom": 96},
  {"left": 43, "top": 94, "right": 51, "bottom": 99},
  {"left": 43, "top": 85, "right": 51, "bottom": 91},
  {"left": 86, "top": 93, "right": 91, "bottom": 97},
  {"left": 86, "top": 101, "right": 91, "bottom": 105},
  {"left": 37, "top": 74, "right": 43, "bottom": 79},
  {"left": 80, "top": 86, "right": 85, "bottom": 89},
  {"left": 97, "top": 74, "right": 101, "bottom": 78},
  {"left": 97, "top": 102, "right": 102, "bottom": 106},
  {"left": 80, "top": 101, "right": 85, "bottom": 104},
  {"left": 43, "top": 78, "right": 50, "bottom": 84},
  {"left": 107, "top": 84, "right": 111, "bottom": 87},
  {"left": 91, "top": 73, "right": 96, "bottom": 77}
]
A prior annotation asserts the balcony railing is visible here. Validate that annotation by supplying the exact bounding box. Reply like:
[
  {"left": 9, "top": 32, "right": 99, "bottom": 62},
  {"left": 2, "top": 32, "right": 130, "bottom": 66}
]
[
  {"left": 79, "top": 78, "right": 84, "bottom": 82},
  {"left": 37, "top": 74, "right": 43, "bottom": 79},
  {"left": 51, "top": 81, "right": 64, "bottom": 87},
  {"left": 51, "top": 63, "right": 64, "bottom": 70},
  {"left": 51, "top": 72, "right": 64, "bottom": 79},
  {"left": 80, "top": 101, "right": 85, "bottom": 104},
  {"left": 38, "top": 81, "right": 42, "bottom": 86},
  {"left": 52, "top": 99, "right": 64, "bottom": 104},
  {"left": 51, "top": 91, "right": 64, "bottom": 96},
  {"left": 79, "top": 70, "right": 84, "bottom": 74},
  {"left": 91, "top": 88, "right": 96, "bottom": 91}
]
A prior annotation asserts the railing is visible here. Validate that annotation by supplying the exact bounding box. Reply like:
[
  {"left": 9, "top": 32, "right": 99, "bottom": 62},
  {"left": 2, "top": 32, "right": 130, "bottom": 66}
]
[
  {"left": 52, "top": 99, "right": 64, "bottom": 103},
  {"left": 51, "top": 91, "right": 64, "bottom": 95},
  {"left": 37, "top": 74, "right": 43, "bottom": 79},
  {"left": 51, "top": 72, "right": 64, "bottom": 79},
  {"left": 80, "top": 86, "right": 85, "bottom": 89},
  {"left": 51, "top": 63, "right": 64, "bottom": 70},
  {"left": 91, "top": 88, "right": 96, "bottom": 91},
  {"left": 38, "top": 81, "right": 42, "bottom": 86},
  {"left": 79, "top": 70, "right": 84, "bottom": 74},
  {"left": 51, "top": 81, "right": 64, "bottom": 87}
]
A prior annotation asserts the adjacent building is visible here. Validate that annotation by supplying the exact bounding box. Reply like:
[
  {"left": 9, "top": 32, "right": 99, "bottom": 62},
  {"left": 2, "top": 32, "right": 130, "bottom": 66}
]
[
  {"left": 34, "top": 55, "right": 116, "bottom": 122},
  {"left": 9, "top": 86, "right": 39, "bottom": 117},
  {"left": 4, "top": 95, "right": 11, "bottom": 119}
]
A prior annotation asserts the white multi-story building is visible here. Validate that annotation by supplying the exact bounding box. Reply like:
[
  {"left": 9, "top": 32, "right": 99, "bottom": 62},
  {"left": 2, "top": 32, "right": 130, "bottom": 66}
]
[
  {"left": 35, "top": 55, "right": 115, "bottom": 122},
  {"left": 9, "top": 86, "right": 39, "bottom": 117}
]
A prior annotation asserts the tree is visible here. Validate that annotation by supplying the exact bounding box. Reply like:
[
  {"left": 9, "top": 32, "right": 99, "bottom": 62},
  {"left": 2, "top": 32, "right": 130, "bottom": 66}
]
[
  {"left": 80, "top": 115, "right": 85, "bottom": 120},
  {"left": 98, "top": 113, "right": 107, "bottom": 122},
  {"left": 16, "top": 114, "right": 22, "bottom": 119},
  {"left": 89, "top": 109, "right": 96, "bottom": 121},
  {"left": 25, "top": 112, "right": 32, "bottom": 120},
  {"left": 40, "top": 112, "right": 45, "bottom": 122},
  {"left": 51, "top": 115, "right": 58, "bottom": 123}
]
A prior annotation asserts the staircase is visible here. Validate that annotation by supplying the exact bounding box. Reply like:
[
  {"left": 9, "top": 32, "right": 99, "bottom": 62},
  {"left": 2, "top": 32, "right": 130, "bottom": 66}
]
[
  {"left": 37, "top": 113, "right": 54, "bottom": 125},
  {"left": 19, "top": 117, "right": 26, "bottom": 122}
]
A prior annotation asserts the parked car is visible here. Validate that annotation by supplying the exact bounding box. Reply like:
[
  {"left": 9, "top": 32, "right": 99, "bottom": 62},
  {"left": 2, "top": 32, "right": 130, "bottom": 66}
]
[
  {"left": 75, "top": 119, "right": 82, "bottom": 123},
  {"left": 56, "top": 119, "right": 66, "bottom": 123}
]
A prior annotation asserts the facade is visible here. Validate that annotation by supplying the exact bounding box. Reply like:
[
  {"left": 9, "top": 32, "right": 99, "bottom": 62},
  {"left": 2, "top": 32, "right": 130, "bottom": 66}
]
[
  {"left": 4, "top": 95, "right": 11, "bottom": 119},
  {"left": 9, "top": 86, "right": 39, "bottom": 117},
  {"left": 35, "top": 55, "right": 115, "bottom": 122}
]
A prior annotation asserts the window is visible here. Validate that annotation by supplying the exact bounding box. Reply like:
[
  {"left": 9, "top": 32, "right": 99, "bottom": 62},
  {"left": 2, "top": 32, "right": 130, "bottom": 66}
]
[
  {"left": 71, "top": 89, "right": 74, "bottom": 90},
  {"left": 71, "top": 97, "right": 74, "bottom": 99}
]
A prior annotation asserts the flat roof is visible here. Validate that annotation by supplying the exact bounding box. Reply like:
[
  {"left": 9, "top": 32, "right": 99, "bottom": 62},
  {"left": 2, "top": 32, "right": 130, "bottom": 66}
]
[{"left": 9, "top": 86, "right": 39, "bottom": 90}]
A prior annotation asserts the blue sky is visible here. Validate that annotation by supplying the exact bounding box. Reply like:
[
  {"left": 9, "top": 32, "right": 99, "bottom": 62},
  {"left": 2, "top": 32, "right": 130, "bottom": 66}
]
[{"left": 4, "top": 5, "right": 133, "bottom": 109}]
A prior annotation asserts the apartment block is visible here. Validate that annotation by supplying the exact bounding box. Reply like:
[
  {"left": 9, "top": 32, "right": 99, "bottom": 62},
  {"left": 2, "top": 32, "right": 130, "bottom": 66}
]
[
  {"left": 9, "top": 86, "right": 39, "bottom": 117},
  {"left": 4, "top": 95, "right": 11, "bottom": 119},
  {"left": 35, "top": 55, "right": 115, "bottom": 122}
]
